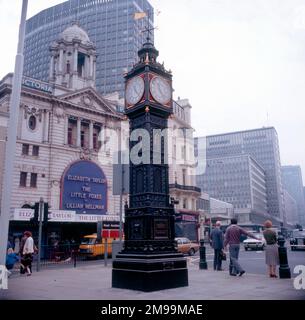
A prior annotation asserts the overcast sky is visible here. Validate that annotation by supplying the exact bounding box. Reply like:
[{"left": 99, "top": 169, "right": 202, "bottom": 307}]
[{"left": 0, "top": 0, "right": 305, "bottom": 181}]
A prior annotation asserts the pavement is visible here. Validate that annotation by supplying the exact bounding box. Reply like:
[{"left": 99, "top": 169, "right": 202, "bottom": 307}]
[{"left": 1, "top": 259, "right": 305, "bottom": 300}]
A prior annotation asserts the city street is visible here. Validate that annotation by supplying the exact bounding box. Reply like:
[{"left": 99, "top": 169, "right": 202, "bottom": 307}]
[
  {"left": 189, "top": 245, "right": 305, "bottom": 276},
  {"left": 1, "top": 259, "right": 304, "bottom": 300}
]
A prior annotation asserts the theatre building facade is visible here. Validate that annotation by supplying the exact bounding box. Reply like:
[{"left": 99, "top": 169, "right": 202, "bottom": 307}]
[{"left": 0, "top": 24, "right": 124, "bottom": 245}]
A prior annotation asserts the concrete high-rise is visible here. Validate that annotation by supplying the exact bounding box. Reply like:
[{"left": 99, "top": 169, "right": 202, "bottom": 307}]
[
  {"left": 195, "top": 127, "right": 284, "bottom": 226},
  {"left": 283, "top": 190, "right": 299, "bottom": 226},
  {"left": 281, "top": 165, "right": 305, "bottom": 226},
  {"left": 23, "top": 0, "right": 154, "bottom": 97}
]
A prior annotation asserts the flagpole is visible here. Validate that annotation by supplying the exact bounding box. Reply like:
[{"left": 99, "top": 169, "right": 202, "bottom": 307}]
[{"left": 0, "top": 0, "right": 28, "bottom": 266}]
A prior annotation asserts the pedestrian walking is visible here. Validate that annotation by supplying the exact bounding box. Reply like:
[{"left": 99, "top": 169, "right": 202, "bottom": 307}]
[
  {"left": 210, "top": 221, "right": 224, "bottom": 271},
  {"left": 14, "top": 237, "right": 20, "bottom": 254},
  {"left": 6, "top": 248, "right": 19, "bottom": 277},
  {"left": 20, "top": 231, "right": 35, "bottom": 276},
  {"left": 19, "top": 234, "right": 27, "bottom": 274},
  {"left": 224, "top": 218, "right": 258, "bottom": 276},
  {"left": 263, "top": 220, "right": 279, "bottom": 278}
]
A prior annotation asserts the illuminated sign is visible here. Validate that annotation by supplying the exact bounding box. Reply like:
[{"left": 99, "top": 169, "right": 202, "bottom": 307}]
[
  {"left": 61, "top": 160, "right": 107, "bottom": 216},
  {"left": 22, "top": 77, "right": 53, "bottom": 94}
]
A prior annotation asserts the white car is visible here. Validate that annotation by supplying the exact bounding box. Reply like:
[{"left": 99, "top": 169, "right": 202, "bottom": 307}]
[{"left": 243, "top": 233, "right": 266, "bottom": 251}]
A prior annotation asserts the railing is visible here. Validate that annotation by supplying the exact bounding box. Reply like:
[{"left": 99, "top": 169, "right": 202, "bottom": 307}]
[
  {"left": 8, "top": 240, "right": 125, "bottom": 275},
  {"left": 169, "top": 183, "right": 201, "bottom": 193}
]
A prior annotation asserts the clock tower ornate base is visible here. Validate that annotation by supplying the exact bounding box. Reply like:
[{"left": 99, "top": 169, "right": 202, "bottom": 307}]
[
  {"left": 112, "top": 253, "right": 188, "bottom": 292},
  {"left": 112, "top": 38, "right": 188, "bottom": 291},
  {"left": 112, "top": 207, "right": 188, "bottom": 291}
]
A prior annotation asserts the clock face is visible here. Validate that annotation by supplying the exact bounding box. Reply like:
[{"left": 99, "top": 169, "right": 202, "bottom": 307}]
[
  {"left": 125, "top": 76, "right": 145, "bottom": 105},
  {"left": 150, "top": 76, "right": 171, "bottom": 105}
]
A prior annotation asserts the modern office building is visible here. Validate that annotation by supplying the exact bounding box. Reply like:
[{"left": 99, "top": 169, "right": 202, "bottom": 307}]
[
  {"left": 283, "top": 190, "right": 299, "bottom": 227},
  {"left": 195, "top": 127, "right": 284, "bottom": 225},
  {"left": 197, "top": 154, "right": 268, "bottom": 225},
  {"left": 24, "top": 0, "right": 154, "bottom": 97},
  {"left": 281, "top": 165, "right": 305, "bottom": 226}
]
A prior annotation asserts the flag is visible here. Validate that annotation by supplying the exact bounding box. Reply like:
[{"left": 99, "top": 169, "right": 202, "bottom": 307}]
[{"left": 134, "top": 12, "right": 147, "bottom": 20}]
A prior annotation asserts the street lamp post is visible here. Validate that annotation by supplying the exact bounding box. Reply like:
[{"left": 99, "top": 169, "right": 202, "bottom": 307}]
[{"left": 0, "top": 0, "right": 28, "bottom": 266}]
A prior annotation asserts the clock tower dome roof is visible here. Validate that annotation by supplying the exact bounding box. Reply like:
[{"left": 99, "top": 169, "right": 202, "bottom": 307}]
[{"left": 138, "top": 41, "right": 159, "bottom": 64}]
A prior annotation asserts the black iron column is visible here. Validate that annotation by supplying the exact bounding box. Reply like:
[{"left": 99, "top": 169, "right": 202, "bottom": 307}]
[
  {"left": 199, "top": 239, "right": 208, "bottom": 270},
  {"left": 278, "top": 235, "right": 291, "bottom": 279}
]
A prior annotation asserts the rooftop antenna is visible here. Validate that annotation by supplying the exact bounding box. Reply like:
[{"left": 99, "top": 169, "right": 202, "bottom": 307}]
[{"left": 266, "top": 110, "right": 271, "bottom": 127}]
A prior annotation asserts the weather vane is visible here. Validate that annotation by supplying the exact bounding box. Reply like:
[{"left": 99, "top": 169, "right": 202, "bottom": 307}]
[{"left": 134, "top": 8, "right": 160, "bottom": 43}]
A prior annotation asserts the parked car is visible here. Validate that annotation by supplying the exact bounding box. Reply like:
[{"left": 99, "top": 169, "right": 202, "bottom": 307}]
[
  {"left": 175, "top": 237, "right": 199, "bottom": 256},
  {"left": 290, "top": 229, "right": 305, "bottom": 251},
  {"left": 243, "top": 233, "right": 266, "bottom": 251},
  {"left": 78, "top": 234, "right": 115, "bottom": 258}
]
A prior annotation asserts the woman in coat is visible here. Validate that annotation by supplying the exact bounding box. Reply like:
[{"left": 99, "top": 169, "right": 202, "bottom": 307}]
[{"left": 263, "top": 220, "right": 279, "bottom": 278}]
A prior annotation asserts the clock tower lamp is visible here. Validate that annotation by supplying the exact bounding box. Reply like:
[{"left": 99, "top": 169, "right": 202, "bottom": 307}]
[{"left": 112, "top": 39, "right": 188, "bottom": 291}]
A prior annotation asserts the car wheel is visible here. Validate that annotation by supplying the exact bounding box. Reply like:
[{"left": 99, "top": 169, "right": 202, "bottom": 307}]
[
  {"left": 245, "top": 247, "right": 248, "bottom": 251},
  {"left": 188, "top": 248, "right": 195, "bottom": 256}
]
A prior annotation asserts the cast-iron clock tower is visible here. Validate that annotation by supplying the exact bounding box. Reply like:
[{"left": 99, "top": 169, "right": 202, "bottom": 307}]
[{"left": 112, "top": 38, "right": 188, "bottom": 291}]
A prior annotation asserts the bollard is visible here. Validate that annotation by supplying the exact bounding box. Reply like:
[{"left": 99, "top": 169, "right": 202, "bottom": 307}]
[
  {"left": 104, "top": 240, "right": 108, "bottom": 267},
  {"left": 73, "top": 250, "right": 77, "bottom": 268},
  {"left": 278, "top": 235, "right": 291, "bottom": 279},
  {"left": 199, "top": 239, "right": 208, "bottom": 270}
]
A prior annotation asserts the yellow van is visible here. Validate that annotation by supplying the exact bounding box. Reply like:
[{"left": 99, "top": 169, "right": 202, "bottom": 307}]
[{"left": 78, "top": 234, "right": 115, "bottom": 258}]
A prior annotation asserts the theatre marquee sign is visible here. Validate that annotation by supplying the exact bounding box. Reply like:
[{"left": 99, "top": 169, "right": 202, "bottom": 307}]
[{"left": 61, "top": 160, "right": 107, "bottom": 216}]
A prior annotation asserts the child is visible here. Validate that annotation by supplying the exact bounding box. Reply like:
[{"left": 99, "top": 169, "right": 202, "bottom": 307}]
[{"left": 6, "top": 248, "right": 19, "bottom": 277}]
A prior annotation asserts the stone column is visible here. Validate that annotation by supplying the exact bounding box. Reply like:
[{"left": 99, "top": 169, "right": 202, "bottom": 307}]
[
  {"left": 43, "top": 111, "right": 49, "bottom": 142},
  {"left": 89, "top": 121, "right": 93, "bottom": 149},
  {"left": 85, "top": 55, "right": 90, "bottom": 79},
  {"left": 73, "top": 44, "right": 78, "bottom": 74},
  {"left": 77, "top": 118, "right": 81, "bottom": 147},
  {"left": 64, "top": 115, "right": 69, "bottom": 145},
  {"left": 92, "top": 57, "right": 96, "bottom": 82},
  {"left": 49, "top": 54, "right": 54, "bottom": 81},
  {"left": 59, "top": 47, "right": 64, "bottom": 73},
  {"left": 89, "top": 54, "right": 93, "bottom": 79}
]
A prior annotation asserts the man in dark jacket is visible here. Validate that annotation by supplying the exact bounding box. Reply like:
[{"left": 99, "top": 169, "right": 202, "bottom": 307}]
[{"left": 210, "top": 221, "right": 224, "bottom": 271}]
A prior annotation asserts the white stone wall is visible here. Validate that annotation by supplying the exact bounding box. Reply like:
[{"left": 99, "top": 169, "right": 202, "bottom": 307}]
[
  {"left": 168, "top": 99, "right": 200, "bottom": 212},
  {"left": 11, "top": 142, "right": 50, "bottom": 208},
  {"left": 3, "top": 86, "right": 121, "bottom": 219}
]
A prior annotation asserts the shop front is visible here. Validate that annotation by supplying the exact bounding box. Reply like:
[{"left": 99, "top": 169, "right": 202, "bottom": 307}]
[
  {"left": 9, "top": 160, "right": 118, "bottom": 251},
  {"left": 174, "top": 210, "right": 200, "bottom": 242}
]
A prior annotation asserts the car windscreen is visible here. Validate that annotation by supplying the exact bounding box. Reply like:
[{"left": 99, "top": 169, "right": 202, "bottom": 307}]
[
  {"left": 248, "top": 233, "right": 263, "bottom": 239},
  {"left": 81, "top": 238, "right": 96, "bottom": 245}
]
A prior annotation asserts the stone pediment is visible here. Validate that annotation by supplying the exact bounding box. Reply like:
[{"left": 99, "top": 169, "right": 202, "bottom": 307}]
[{"left": 57, "top": 87, "right": 120, "bottom": 117}]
